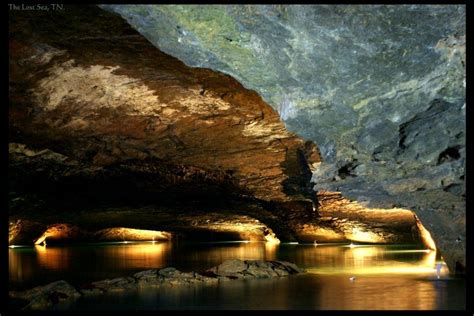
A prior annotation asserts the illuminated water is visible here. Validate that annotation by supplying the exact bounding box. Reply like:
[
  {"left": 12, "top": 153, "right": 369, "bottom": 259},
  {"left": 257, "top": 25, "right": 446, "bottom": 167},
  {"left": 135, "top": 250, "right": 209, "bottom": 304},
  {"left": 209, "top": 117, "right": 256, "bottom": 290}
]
[{"left": 9, "top": 242, "right": 465, "bottom": 310}]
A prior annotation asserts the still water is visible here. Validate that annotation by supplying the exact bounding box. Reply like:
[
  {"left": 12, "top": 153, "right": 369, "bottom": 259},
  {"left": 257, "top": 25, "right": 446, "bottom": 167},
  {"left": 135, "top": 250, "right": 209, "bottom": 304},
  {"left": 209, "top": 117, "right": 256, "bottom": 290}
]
[{"left": 9, "top": 242, "right": 465, "bottom": 310}]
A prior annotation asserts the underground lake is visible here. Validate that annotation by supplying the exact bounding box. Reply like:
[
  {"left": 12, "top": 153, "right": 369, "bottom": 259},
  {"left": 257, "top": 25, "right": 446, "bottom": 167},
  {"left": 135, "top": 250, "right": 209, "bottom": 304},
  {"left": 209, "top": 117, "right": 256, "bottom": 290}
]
[{"left": 8, "top": 241, "right": 465, "bottom": 310}]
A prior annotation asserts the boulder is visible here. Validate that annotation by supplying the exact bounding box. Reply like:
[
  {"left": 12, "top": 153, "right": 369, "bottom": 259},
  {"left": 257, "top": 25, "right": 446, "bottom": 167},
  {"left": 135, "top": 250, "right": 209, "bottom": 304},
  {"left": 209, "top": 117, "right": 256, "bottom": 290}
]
[
  {"left": 216, "top": 259, "right": 248, "bottom": 277},
  {"left": 209, "top": 259, "right": 305, "bottom": 279},
  {"left": 9, "top": 280, "right": 80, "bottom": 310},
  {"left": 10, "top": 260, "right": 304, "bottom": 309},
  {"left": 134, "top": 269, "right": 161, "bottom": 287},
  {"left": 89, "top": 277, "right": 137, "bottom": 292}
]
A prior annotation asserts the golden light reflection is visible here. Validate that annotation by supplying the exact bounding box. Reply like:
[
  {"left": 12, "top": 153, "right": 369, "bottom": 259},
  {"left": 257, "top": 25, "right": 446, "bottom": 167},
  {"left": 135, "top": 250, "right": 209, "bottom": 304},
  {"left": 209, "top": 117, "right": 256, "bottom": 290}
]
[
  {"left": 180, "top": 242, "right": 277, "bottom": 267},
  {"left": 384, "top": 249, "right": 432, "bottom": 253},
  {"left": 420, "top": 249, "right": 436, "bottom": 267},
  {"left": 99, "top": 242, "right": 171, "bottom": 270},
  {"left": 264, "top": 241, "right": 278, "bottom": 260},
  {"left": 306, "top": 245, "right": 445, "bottom": 276},
  {"left": 316, "top": 274, "right": 438, "bottom": 310},
  {"left": 28, "top": 240, "right": 447, "bottom": 278},
  {"left": 350, "top": 246, "right": 383, "bottom": 267},
  {"left": 35, "top": 245, "right": 71, "bottom": 271},
  {"left": 11, "top": 240, "right": 454, "bottom": 306},
  {"left": 33, "top": 242, "right": 174, "bottom": 272},
  {"left": 9, "top": 248, "right": 35, "bottom": 284}
]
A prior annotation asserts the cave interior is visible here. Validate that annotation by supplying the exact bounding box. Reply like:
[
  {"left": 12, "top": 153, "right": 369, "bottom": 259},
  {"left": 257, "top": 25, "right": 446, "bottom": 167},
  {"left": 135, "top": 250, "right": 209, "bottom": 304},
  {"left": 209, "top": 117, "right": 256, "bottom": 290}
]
[{"left": 8, "top": 4, "right": 465, "bottom": 281}]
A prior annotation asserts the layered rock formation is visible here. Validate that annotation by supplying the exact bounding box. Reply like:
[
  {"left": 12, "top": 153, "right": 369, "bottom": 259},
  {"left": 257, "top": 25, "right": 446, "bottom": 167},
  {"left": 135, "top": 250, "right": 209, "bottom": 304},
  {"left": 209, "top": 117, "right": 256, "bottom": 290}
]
[
  {"left": 9, "top": 6, "right": 320, "bottom": 244},
  {"left": 103, "top": 4, "right": 466, "bottom": 272},
  {"left": 295, "top": 191, "right": 424, "bottom": 245},
  {"left": 9, "top": 216, "right": 279, "bottom": 245}
]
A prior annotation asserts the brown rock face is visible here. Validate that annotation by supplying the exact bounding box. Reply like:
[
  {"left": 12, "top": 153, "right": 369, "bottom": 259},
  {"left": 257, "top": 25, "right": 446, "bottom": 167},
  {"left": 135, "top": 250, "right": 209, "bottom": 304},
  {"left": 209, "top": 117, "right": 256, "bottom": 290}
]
[
  {"left": 295, "top": 191, "right": 423, "bottom": 244},
  {"left": 8, "top": 6, "right": 424, "bottom": 249},
  {"left": 9, "top": 6, "right": 319, "bottom": 240}
]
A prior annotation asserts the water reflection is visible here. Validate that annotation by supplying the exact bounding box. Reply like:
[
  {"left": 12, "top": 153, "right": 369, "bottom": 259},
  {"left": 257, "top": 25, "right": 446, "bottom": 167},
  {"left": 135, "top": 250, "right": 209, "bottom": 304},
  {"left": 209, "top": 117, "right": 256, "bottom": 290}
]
[
  {"left": 9, "top": 241, "right": 278, "bottom": 289},
  {"left": 278, "top": 244, "right": 446, "bottom": 276},
  {"left": 35, "top": 245, "right": 72, "bottom": 271},
  {"left": 10, "top": 242, "right": 447, "bottom": 286},
  {"left": 92, "top": 242, "right": 171, "bottom": 271},
  {"left": 9, "top": 242, "right": 462, "bottom": 310},
  {"left": 9, "top": 248, "right": 35, "bottom": 284},
  {"left": 55, "top": 272, "right": 464, "bottom": 310},
  {"left": 314, "top": 275, "right": 437, "bottom": 310}
]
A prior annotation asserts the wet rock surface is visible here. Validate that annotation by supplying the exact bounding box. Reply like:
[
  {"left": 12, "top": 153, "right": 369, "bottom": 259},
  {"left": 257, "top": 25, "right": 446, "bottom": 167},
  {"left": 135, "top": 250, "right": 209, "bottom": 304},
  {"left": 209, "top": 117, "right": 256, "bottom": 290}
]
[
  {"left": 9, "top": 260, "right": 305, "bottom": 310},
  {"left": 294, "top": 191, "right": 421, "bottom": 244},
  {"left": 104, "top": 4, "right": 465, "bottom": 273},
  {"left": 9, "top": 280, "right": 81, "bottom": 310},
  {"left": 9, "top": 219, "right": 46, "bottom": 245},
  {"left": 206, "top": 259, "right": 305, "bottom": 280},
  {"left": 10, "top": 214, "right": 281, "bottom": 245}
]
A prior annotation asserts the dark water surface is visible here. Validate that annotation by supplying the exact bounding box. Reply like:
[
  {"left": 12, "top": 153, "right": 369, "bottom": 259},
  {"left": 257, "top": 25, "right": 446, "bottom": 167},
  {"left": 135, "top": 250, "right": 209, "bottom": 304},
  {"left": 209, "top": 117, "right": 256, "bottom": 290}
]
[{"left": 9, "top": 242, "right": 465, "bottom": 310}]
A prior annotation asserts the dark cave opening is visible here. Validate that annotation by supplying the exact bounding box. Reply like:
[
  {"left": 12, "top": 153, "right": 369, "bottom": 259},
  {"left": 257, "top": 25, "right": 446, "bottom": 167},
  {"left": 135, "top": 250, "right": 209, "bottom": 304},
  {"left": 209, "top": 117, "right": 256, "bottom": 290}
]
[{"left": 437, "top": 146, "right": 461, "bottom": 164}]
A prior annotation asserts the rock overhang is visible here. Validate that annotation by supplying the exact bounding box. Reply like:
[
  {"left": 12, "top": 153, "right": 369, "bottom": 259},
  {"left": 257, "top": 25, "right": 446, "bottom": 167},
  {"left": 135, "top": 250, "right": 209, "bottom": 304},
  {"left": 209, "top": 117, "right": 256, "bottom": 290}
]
[{"left": 101, "top": 4, "right": 466, "bottom": 273}]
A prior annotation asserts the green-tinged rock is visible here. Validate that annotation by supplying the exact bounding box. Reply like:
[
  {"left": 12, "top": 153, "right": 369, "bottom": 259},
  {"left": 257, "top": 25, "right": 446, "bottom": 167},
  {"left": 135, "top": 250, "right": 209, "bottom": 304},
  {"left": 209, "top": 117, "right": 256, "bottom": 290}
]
[{"left": 102, "top": 4, "right": 465, "bottom": 273}]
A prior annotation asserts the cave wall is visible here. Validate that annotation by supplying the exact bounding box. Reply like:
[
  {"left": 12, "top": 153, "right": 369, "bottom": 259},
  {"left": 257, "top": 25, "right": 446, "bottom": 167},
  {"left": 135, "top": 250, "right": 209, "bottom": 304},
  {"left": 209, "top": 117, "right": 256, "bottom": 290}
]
[
  {"left": 102, "top": 5, "right": 466, "bottom": 272},
  {"left": 9, "top": 5, "right": 322, "bottom": 243}
]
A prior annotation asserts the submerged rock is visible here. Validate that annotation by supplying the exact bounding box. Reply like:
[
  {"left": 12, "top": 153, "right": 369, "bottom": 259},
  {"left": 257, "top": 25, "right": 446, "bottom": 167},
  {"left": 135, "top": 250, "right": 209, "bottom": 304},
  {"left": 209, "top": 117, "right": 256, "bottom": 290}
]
[
  {"left": 10, "top": 260, "right": 305, "bottom": 310},
  {"left": 207, "top": 259, "right": 306, "bottom": 279},
  {"left": 89, "top": 277, "right": 137, "bottom": 292},
  {"left": 9, "top": 280, "right": 81, "bottom": 310},
  {"left": 213, "top": 259, "right": 248, "bottom": 276}
]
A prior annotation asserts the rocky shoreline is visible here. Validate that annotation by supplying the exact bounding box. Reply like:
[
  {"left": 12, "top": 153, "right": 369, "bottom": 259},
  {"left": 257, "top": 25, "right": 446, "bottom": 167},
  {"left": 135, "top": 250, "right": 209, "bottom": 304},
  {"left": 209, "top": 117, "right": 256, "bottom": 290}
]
[{"left": 9, "top": 259, "right": 305, "bottom": 310}]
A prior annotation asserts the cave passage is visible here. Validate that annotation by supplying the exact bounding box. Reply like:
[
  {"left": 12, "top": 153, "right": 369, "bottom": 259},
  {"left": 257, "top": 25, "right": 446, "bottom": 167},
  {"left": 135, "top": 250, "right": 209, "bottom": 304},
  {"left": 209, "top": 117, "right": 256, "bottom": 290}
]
[{"left": 7, "top": 4, "right": 465, "bottom": 311}]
